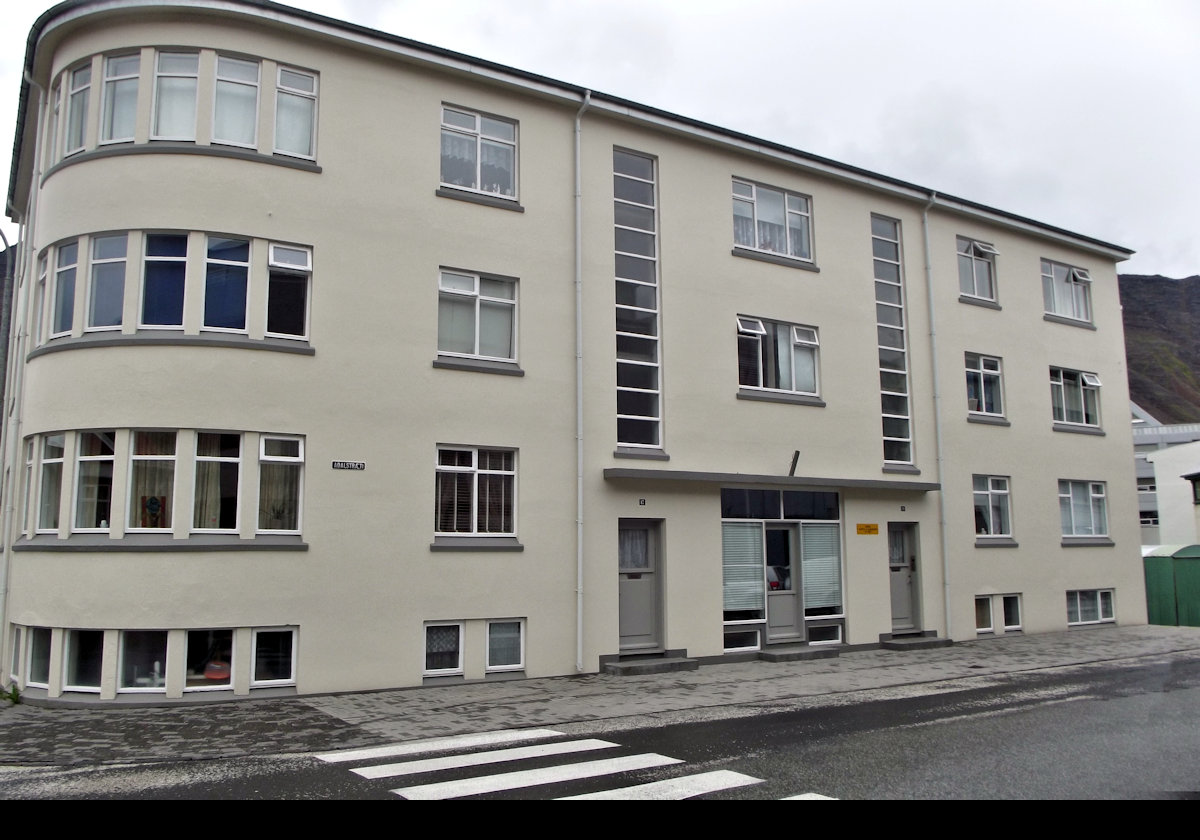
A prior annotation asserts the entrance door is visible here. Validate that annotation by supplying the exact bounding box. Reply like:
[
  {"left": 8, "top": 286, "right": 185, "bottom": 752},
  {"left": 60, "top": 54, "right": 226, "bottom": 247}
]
[
  {"left": 888, "top": 523, "right": 918, "bottom": 632},
  {"left": 766, "top": 525, "right": 804, "bottom": 643},
  {"left": 618, "top": 521, "right": 662, "bottom": 651}
]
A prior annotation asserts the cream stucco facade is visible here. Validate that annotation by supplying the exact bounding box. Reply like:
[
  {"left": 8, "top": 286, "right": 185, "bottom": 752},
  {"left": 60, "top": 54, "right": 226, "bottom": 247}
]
[{"left": 0, "top": 0, "right": 1146, "bottom": 703}]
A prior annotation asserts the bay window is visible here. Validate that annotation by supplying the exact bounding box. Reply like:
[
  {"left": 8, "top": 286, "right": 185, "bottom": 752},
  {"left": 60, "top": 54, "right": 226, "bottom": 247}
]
[
  {"left": 51, "top": 241, "right": 78, "bottom": 338},
  {"left": 213, "top": 56, "right": 259, "bottom": 147},
  {"left": 37, "top": 434, "right": 64, "bottom": 532},
  {"left": 101, "top": 53, "right": 139, "bottom": 143},
  {"left": 152, "top": 52, "right": 199, "bottom": 140},
  {"left": 87, "top": 233, "right": 126, "bottom": 330},
  {"left": 65, "top": 63, "right": 91, "bottom": 156}
]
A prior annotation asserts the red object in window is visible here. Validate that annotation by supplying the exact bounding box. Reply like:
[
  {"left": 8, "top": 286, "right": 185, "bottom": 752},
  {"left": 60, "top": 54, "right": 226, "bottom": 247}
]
[{"left": 204, "top": 661, "right": 231, "bottom": 681}]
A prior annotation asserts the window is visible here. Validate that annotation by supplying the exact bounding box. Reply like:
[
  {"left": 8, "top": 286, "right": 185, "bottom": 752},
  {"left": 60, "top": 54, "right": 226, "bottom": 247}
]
[
  {"left": 435, "top": 447, "right": 515, "bottom": 536},
  {"left": 1067, "top": 589, "right": 1114, "bottom": 626},
  {"left": 1051, "top": 368, "right": 1101, "bottom": 427},
  {"left": 737, "top": 317, "right": 819, "bottom": 395},
  {"left": 1137, "top": 478, "right": 1156, "bottom": 494},
  {"left": 266, "top": 244, "right": 311, "bottom": 338},
  {"left": 1002, "top": 595, "right": 1022, "bottom": 631},
  {"left": 194, "top": 433, "right": 240, "bottom": 531},
  {"left": 258, "top": 436, "right": 303, "bottom": 532},
  {"left": 424, "top": 623, "right": 463, "bottom": 675},
  {"left": 975, "top": 597, "right": 993, "bottom": 633},
  {"left": 28, "top": 627, "right": 51, "bottom": 688},
  {"left": 1059, "top": 480, "right": 1107, "bottom": 537},
  {"left": 51, "top": 241, "right": 78, "bottom": 338},
  {"left": 957, "top": 237, "right": 997, "bottom": 300},
  {"left": 251, "top": 628, "right": 296, "bottom": 686},
  {"left": 437, "top": 271, "right": 517, "bottom": 361},
  {"left": 63, "top": 629, "right": 103, "bottom": 692},
  {"left": 732, "top": 179, "right": 812, "bottom": 261},
  {"left": 128, "top": 431, "right": 175, "bottom": 530},
  {"left": 152, "top": 52, "right": 199, "bottom": 140},
  {"left": 973, "top": 475, "right": 1011, "bottom": 537},
  {"left": 119, "top": 630, "right": 167, "bottom": 691},
  {"left": 101, "top": 54, "right": 139, "bottom": 143},
  {"left": 74, "top": 431, "right": 115, "bottom": 531},
  {"left": 213, "top": 56, "right": 259, "bottom": 147},
  {"left": 872, "top": 216, "right": 911, "bottom": 464},
  {"left": 87, "top": 234, "right": 126, "bottom": 330},
  {"left": 64, "top": 63, "right": 91, "bottom": 156},
  {"left": 1041, "top": 259, "right": 1092, "bottom": 322},
  {"left": 141, "top": 233, "right": 188, "bottom": 328},
  {"left": 440, "top": 106, "right": 517, "bottom": 197},
  {"left": 275, "top": 67, "right": 317, "bottom": 159},
  {"left": 47, "top": 80, "right": 60, "bottom": 167},
  {"left": 37, "top": 434, "right": 64, "bottom": 532},
  {"left": 965, "top": 353, "right": 1003, "bottom": 416},
  {"left": 185, "top": 629, "right": 233, "bottom": 690},
  {"left": 1140, "top": 511, "right": 1159, "bottom": 526},
  {"left": 10, "top": 626, "right": 21, "bottom": 683},
  {"left": 486, "top": 620, "right": 524, "bottom": 672},
  {"left": 34, "top": 254, "right": 47, "bottom": 344},
  {"left": 21, "top": 440, "right": 33, "bottom": 536},
  {"left": 203, "top": 236, "right": 250, "bottom": 331}
]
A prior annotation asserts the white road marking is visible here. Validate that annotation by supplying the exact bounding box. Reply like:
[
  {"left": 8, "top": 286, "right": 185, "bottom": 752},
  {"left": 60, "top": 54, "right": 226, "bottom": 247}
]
[
  {"left": 392, "top": 753, "right": 684, "bottom": 800},
  {"left": 782, "top": 792, "right": 838, "bottom": 799},
  {"left": 314, "top": 728, "right": 565, "bottom": 763},
  {"left": 352, "top": 739, "right": 619, "bottom": 779},
  {"left": 557, "top": 769, "right": 763, "bottom": 800}
]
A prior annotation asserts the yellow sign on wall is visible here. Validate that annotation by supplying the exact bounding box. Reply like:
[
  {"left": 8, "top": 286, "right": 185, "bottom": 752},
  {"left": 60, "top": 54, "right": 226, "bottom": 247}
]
[{"left": 856, "top": 523, "right": 880, "bottom": 535}]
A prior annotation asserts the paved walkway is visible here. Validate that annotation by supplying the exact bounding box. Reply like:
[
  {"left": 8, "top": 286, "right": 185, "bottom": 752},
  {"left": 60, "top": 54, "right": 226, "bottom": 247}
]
[{"left": 1, "top": 624, "right": 1198, "bottom": 767}]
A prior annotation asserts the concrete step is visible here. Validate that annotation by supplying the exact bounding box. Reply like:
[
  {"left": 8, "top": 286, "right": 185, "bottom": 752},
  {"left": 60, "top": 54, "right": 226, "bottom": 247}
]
[
  {"left": 880, "top": 635, "right": 953, "bottom": 651},
  {"left": 602, "top": 656, "right": 699, "bottom": 676},
  {"left": 758, "top": 645, "right": 841, "bottom": 663}
]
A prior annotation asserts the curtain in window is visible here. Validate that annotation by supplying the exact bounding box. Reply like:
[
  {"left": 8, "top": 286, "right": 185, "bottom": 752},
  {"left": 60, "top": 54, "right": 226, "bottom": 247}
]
[
  {"left": 276, "top": 91, "right": 314, "bottom": 156},
  {"left": 792, "top": 343, "right": 816, "bottom": 393},
  {"left": 801, "top": 523, "right": 842, "bottom": 610},
  {"left": 214, "top": 81, "right": 257, "bottom": 145},
  {"left": 128, "top": 431, "right": 174, "bottom": 529},
  {"left": 103, "top": 76, "right": 137, "bottom": 141},
  {"left": 259, "top": 462, "right": 300, "bottom": 530},
  {"left": 488, "top": 622, "right": 521, "bottom": 668},
  {"left": 722, "top": 522, "right": 764, "bottom": 611},
  {"left": 440, "top": 131, "right": 476, "bottom": 188},
  {"left": 425, "top": 626, "right": 459, "bottom": 671},
  {"left": 479, "top": 139, "right": 514, "bottom": 195},
  {"left": 619, "top": 528, "right": 649, "bottom": 570},
  {"left": 755, "top": 188, "right": 786, "bottom": 252},
  {"left": 479, "top": 300, "right": 513, "bottom": 358},
  {"left": 437, "top": 294, "right": 475, "bottom": 354},
  {"left": 154, "top": 77, "right": 196, "bottom": 138}
]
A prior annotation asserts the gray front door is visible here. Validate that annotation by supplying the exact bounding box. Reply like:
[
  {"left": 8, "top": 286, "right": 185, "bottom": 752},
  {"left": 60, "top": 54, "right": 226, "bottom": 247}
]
[
  {"left": 619, "top": 521, "right": 662, "bottom": 651},
  {"left": 766, "top": 525, "right": 804, "bottom": 642},
  {"left": 889, "top": 523, "right": 917, "bottom": 631}
]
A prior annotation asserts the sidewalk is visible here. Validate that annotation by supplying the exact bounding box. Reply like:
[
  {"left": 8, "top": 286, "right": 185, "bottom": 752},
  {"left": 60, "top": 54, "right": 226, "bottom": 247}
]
[{"left": 1, "top": 624, "right": 1198, "bottom": 767}]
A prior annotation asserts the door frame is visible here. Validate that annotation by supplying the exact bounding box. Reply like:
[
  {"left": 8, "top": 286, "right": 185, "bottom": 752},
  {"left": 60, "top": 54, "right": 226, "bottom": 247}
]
[{"left": 618, "top": 519, "right": 664, "bottom": 652}]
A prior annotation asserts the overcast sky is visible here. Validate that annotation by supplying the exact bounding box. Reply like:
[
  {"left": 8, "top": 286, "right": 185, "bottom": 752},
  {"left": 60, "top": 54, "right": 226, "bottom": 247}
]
[{"left": 2, "top": 0, "right": 1197, "bottom": 277}]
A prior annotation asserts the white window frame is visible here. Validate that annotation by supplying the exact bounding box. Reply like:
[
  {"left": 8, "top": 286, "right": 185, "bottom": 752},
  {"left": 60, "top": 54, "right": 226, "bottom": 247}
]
[
  {"left": 975, "top": 597, "right": 993, "bottom": 634},
  {"left": 117, "top": 629, "right": 168, "bottom": 694},
  {"left": 192, "top": 432, "right": 242, "bottom": 533},
  {"left": 736, "top": 316, "right": 820, "bottom": 395},
  {"left": 485, "top": 619, "right": 525, "bottom": 673},
  {"left": 437, "top": 270, "right": 518, "bottom": 362},
  {"left": 100, "top": 53, "right": 139, "bottom": 144},
  {"left": 440, "top": 106, "right": 518, "bottom": 199},
  {"left": 62, "top": 629, "right": 104, "bottom": 694},
  {"left": 10, "top": 626, "right": 21, "bottom": 684},
  {"left": 1140, "top": 510, "right": 1159, "bottom": 526},
  {"left": 86, "top": 233, "right": 127, "bottom": 331},
  {"left": 732, "top": 178, "right": 813, "bottom": 262},
  {"left": 202, "top": 235, "right": 251, "bottom": 333},
  {"left": 965, "top": 353, "right": 1003, "bottom": 416},
  {"left": 957, "top": 237, "right": 998, "bottom": 301},
  {"left": 274, "top": 66, "right": 318, "bottom": 160},
  {"left": 127, "top": 430, "right": 176, "bottom": 532},
  {"left": 973, "top": 475, "right": 1011, "bottom": 538},
  {"left": 250, "top": 627, "right": 297, "bottom": 687},
  {"left": 73, "top": 430, "right": 116, "bottom": 533},
  {"left": 424, "top": 622, "right": 464, "bottom": 676},
  {"left": 64, "top": 62, "right": 91, "bottom": 157},
  {"left": 1002, "top": 594, "right": 1022, "bottom": 631},
  {"left": 21, "top": 439, "right": 34, "bottom": 537},
  {"left": 1042, "top": 259, "right": 1092, "bottom": 322},
  {"left": 1059, "top": 480, "right": 1108, "bottom": 537},
  {"left": 183, "top": 628, "right": 234, "bottom": 693},
  {"left": 434, "top": 446, "right": 517, "bottom": 537},
  {"left": 34, "top": 254, "right": 47, "bottom": 345},
  {"left": 265, "top": 243, "right": 312, "bottom": 340},
  {"left": 50, "top": 240, "right": 78, "bottom": 339},
  {"left": 26, "top": 627, "right": 52, "bottom": 689},
  {"left": 257, "top": 435, "right": 304, "bottom": 534},
  {"left": 212, "top": 55, "right": 260, "bottom": 148},
  {"left": 36, "top": 433, "right": 65, "bottom": 534},
  {"left": 151, "top": 51, "right": 199, "bottom": 141},
  {"left": 140, "top": 232, "right": 189, "bottom": 330},
  {"left": 1051, "top": 367, "right": 1102, "bottom": 428},
  {"left": 1067, "top": 589, "right": 1115, "bottom": 626}
]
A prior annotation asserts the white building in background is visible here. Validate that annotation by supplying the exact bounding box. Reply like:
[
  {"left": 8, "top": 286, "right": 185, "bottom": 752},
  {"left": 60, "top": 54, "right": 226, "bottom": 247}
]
[{"left": 0, "top": 0, "right": 1146, "bottom": 703}]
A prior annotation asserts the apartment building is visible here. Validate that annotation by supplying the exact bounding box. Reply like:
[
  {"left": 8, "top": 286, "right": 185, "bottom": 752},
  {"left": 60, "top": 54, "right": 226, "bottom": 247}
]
[{"left": 0, "top": 0, "right": 1145, "bottom": 703}]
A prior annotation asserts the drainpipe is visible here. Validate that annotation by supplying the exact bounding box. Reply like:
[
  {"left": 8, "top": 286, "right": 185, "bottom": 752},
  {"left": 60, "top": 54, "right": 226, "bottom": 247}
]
[
  {"left": 920, "top": 191, "right": 953, "bottom": 640},
  {"left": 573, "top": 90, "right": 591, "bottom": 673}
]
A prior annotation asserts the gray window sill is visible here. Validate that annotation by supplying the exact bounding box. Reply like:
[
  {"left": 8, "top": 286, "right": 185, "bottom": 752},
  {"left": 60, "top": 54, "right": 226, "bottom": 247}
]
[
  {"left": 882, "top": 464, "right": 921, "bottom": 475},
  {"left": 430, "top": 536, "right": 524, "bottom": 552},
  {"left": 43, "top": 142, "right": 321, "bottom": 185},
  {"left": 975, "top": 537, "right": 1019, "bottom": 548},
  {"left": 13, "top": 534, "right": 308, "bottom": 552},
  {"left": 737, "top": 389, "right": 826, "bottom": 407},
  {"left": 958, "top": 295, "right": 1001, "bottom": 310},
  {"left": 436, "top": 187, "right": 525, "bottom": 212},
  {"left": 1043, "top": 313, "right": 1097, "bottom": 330},
  {"left": 28, "top": 331, "right": 314, "bottom": 360},
  {"left": 1061, "top": 536, "right": 1115, "bottom": 547},
  {"left": 613, "top": 447, "right": 670, "bottom": 461},
  {"left": 731, "top": 247, "right": 820, "bottom": 272},
  {"left": 1052, "top": 423, "right": 1105, "bottom": 436},
  {"left": 968, "top": 413, "right": 1011, "bottom": 426},
  {"left": 432, "top": 357, "right": 524, "bottom": 376}
]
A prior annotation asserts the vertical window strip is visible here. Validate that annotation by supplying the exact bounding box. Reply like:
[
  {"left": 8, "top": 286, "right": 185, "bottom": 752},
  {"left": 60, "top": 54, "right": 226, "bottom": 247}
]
[
  {"left": 65, "top": 63, "right": 92, "bottom": 156},
  {"left": 613, "top": 149, "right": 660, "bottom": 448},
  {"left": 101, "top": 54, "right": 140, "bottom": 143},
  {"left": 872, "top": 216, "right": 910, "bottom": 463}
]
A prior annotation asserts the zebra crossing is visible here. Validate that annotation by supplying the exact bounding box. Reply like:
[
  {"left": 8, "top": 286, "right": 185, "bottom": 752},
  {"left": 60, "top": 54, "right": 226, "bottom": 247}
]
[{"left": 314, "top": 727, "right": 834, "bottom": 800}]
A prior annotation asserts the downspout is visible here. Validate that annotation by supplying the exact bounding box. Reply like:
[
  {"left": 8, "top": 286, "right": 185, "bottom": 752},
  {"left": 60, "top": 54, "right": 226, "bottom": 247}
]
[
  {"left": 921, "top": 190, "right": 953, "bottom": 641},
  {"left": 574, "top": 90, "right": 591, "bottom": 672}
]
